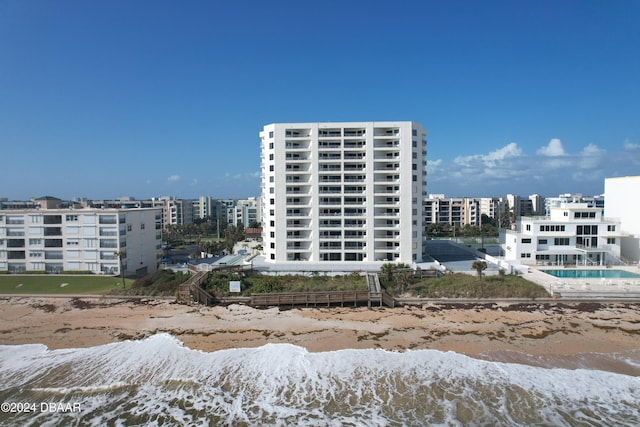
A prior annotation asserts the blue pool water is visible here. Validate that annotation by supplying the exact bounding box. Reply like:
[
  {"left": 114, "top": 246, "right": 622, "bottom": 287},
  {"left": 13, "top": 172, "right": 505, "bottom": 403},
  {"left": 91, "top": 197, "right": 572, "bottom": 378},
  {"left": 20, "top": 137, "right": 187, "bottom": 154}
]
[{"left": 542, "top": 269, "right": 640, "bottom": 279}]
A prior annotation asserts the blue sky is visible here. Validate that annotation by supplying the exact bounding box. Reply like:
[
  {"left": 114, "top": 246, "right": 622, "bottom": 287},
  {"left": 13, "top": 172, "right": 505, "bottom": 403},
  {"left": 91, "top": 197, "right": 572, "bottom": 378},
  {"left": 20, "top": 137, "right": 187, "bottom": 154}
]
[{"left": 1, "top": 0, "right": 638, "bottom": 200}]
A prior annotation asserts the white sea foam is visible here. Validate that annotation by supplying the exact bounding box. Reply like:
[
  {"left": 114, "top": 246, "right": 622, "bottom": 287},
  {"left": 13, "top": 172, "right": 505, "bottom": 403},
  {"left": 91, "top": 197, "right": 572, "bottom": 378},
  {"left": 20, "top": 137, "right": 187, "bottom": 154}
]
[{"left": 0, "top": 334, "right": 639, "bottom": 426}]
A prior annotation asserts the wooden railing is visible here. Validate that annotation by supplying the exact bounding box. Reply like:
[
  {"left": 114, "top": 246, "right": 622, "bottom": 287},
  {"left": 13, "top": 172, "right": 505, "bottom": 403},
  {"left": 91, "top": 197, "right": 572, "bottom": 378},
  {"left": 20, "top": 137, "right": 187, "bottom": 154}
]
[
  {"left": 178, "top": 270, "right": 216, "bottom": 305},
  {"left": 251, "top": 290, "right": 371, "bottom": 307}
]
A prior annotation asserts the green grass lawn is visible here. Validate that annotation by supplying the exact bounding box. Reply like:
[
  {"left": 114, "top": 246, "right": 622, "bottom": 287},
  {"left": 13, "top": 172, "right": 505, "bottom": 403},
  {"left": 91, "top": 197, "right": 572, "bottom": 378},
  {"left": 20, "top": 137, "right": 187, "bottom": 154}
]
[{"left": 0, "top": 275, "right": 129, "bottom": 294}]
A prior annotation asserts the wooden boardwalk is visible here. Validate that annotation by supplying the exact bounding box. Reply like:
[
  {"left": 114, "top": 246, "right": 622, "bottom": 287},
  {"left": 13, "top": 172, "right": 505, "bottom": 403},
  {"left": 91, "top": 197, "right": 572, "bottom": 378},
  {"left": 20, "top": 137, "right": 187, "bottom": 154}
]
[
  {"left": 250, "top": 290, "right": 371, "bottom": 307},
  {"left": 179, "top": 269, "right": 397, "bottom": 308},
  {"left": 251, "top": 273, "right": 396, "bottom": 308}
]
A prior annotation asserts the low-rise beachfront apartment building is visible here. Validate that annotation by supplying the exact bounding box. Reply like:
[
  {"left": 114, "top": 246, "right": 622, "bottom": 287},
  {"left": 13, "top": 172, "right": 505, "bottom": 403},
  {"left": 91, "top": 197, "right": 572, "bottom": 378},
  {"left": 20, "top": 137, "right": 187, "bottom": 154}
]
[
  {"left": 500, "top": 203, "right": 621, "bottom": 266},
  {"left": 0, "top": 201, "right": 162, "bottom": 275},
  {"left": 260, "top": 121, "right": 427, "bottom": 264}
]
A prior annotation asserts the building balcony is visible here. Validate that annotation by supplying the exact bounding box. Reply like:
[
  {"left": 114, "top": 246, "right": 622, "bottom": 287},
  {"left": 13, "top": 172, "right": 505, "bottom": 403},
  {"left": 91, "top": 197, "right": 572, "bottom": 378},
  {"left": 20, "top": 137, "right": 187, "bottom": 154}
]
[
  {"left": 343, "top": 176, "right": 366, "bottom": 183},
  {"left": 344, "top": 189, "right": 365, "bottom": 195},
  {"left": 318, "top": 153, "right": 341, "bottom": 160},
  {"left": 319, "top": 188, "right": 342, "bottom": 194},
  {"left": 344, "top": 220, "right": 366, "bottom": 228},
  {"left": 318, "top": 141, "right": 341, "bottom": 149},
  {"left": 287, "top": 209, "right": 311, "bottom": 217},
  {"left": 286, "top": 174, "right": 311, "bottom": 183},
  {"left": 286, "top": 243, "right": 312, "bottom": 250},
  {"left": 285, "top": 142, "right": 311, "bottom": 150},
  {"left": 319, "top": 199, "right": 342, "bottom": 206},
  {"left": 319, "top": 221, "right": 342, "bottom": 228},
  {"left": 374, "top": 185, "right": 400, "bottom": 194},
  {"left": 343, "top": 199, "right": 366, "bottom": 206},
  {"left": 285, "top": 129, "right": 311, "bottom": 138},
  {"left": 319, "top": 242, "right": 343, "bottom": 249},
  {"left": 286, "top": 252, "right": 311, "bottom": 261},
  {"left": 286, "top": 201, "right": 311, "bottom": 207},
  {"left": 319, "top": 209, "right": 342, "bottom": 217},
  {"left": 344, "top": 232, "right": 366, "bottom": 239},
  {"left": 285, "top": 164, "right": 311, "bottom": 172},
  {"left": 287, "top": 235, "right": 312, "bottom": 240},
  {"left": 343, "top": 164, "right": 365, "bottom": 171},
  {"left": 318, "top": 129, "right": 342, "bottom": 138},
  {"left": 344, "top": 128, "right": 366, "bottom": 137},
  {"left": 285, "top": 155, "right": 310, "bottom": 162},
  {"left": 343, "top": 141, "right": 365, "bottom": 149},
  {"left": 319, "top": 234, "right": 343, "bottom": 240},
  {"left": 287, "top": 221, "right": 312, "bottom": 228},
  {"left": 319, "top": 176, "right": 341, "bottom": 183},
  {"left": 374, "top": 210, "right": 400, "bottom": 217},
  {"left": 373, "top": 164, "right": 400, "bottom": 171}
]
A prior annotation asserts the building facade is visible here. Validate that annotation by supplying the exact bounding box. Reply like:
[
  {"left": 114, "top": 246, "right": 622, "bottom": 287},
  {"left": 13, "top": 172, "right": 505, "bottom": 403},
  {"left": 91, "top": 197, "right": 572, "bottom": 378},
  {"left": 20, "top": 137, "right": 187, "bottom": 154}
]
[
  {"left": 424, "top": 195, "right": 480, "bottom": 226},
  {"left": 260, "top": 121, "right": 427, "bottom": 264},
  {"left": 500, "top": 203, "right": 621, "bottom": 266},
  {"left": 227, "top": 197, "right": 261, "bottom": 228},
  {"left": 424, "top": 195, "right": 508, "bottom": 227},
  {"left": 0, "top": 206, "right": 162, "bottom": 275},
  {"left": 605, "top": 175, "right": 640, "bottom": 262}
]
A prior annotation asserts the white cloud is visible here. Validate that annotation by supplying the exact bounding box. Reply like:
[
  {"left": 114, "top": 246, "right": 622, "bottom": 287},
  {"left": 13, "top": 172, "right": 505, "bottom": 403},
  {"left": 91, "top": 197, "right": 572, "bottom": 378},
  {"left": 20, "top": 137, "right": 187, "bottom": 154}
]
[
  {"left": 580, "top": 144, "right": 604, "bottom": 156},
  {"left": 425, "top": 135, "right": 640, "bottom": 196},
  {"left": 225, "top": 171, "right": 261, "bottom": 181},
  {"left": 167, "top": 175, "right": 180, "bottom": 183},
  {"left": 190, "top": 178, "right": 198, "bottom": 186},
  {"left": 576, "top": 143, "right": 605, "bottom": 169},
  {"left": 454, "top": 142, "right": 522, "bottom": 168},
  {"left": 624, "top": 138, "right": 639, "bottom": 150},
  {"left": 426, "top": 158, "right": 442, "bottom": 175},
  {"left": 537, "top": 138, "right": 566, "bottom": 156}
]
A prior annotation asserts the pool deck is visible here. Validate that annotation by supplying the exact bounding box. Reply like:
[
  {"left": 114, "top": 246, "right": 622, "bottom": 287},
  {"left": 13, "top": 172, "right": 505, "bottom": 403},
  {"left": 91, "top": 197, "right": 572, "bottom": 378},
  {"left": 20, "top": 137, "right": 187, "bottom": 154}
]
[{"left": 524, "top": 266, "right": 640, "bottom": 298}]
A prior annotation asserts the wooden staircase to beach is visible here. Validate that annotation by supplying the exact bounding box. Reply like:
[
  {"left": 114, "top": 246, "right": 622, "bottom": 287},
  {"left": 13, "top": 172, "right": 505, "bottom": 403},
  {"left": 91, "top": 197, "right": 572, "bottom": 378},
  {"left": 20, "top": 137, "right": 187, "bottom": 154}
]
[
  {"left": 367, "top": 273, "right": 396, "bottom": 308},
  {"left": 178, "top": 269, "right": 217, "bottom": 305}
]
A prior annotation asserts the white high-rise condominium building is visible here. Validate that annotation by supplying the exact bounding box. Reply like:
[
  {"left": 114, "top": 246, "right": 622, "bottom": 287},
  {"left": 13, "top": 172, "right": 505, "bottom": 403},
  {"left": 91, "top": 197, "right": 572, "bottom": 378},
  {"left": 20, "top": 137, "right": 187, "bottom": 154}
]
[{"left": 260, "top": 121, "right": 427, "bottom": 264}]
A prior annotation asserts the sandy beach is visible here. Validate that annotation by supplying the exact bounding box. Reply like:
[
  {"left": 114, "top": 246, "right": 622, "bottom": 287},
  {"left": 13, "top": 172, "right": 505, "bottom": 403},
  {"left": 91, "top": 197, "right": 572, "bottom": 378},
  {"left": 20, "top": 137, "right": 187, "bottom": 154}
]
[{"left": 1, "top": 296, "right": 639, "bottom": 360}]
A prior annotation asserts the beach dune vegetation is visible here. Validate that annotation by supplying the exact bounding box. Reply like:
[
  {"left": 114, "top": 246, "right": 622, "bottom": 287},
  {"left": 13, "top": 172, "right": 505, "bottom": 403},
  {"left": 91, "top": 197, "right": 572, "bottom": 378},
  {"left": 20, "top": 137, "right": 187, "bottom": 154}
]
[
  {"left": 204, "top": 272, "right": 367, "bottom": 297},
  {"left": 381, "top": 272, "right": 548, "bottom": 299}
]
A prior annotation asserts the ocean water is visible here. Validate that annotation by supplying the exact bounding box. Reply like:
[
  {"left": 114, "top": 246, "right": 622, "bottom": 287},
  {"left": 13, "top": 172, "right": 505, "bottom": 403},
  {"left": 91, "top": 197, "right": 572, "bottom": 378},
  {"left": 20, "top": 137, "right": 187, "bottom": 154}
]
[{"left": 0, "top": 334, "right": 639, "bottom": 426}]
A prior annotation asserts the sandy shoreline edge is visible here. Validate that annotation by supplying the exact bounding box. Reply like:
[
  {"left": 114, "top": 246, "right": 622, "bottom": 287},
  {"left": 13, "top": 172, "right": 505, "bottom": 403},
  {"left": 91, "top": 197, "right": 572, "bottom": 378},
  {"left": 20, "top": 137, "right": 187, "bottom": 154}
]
[{"left": 1, "top": 296, "right": 639, "bottom": 370}]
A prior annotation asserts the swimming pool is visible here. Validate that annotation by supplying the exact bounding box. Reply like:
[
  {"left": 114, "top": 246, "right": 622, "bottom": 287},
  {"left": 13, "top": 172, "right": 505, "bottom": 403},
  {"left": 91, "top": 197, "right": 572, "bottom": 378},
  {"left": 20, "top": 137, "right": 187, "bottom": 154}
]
[{"left": 542, "top": 269, "right": 640, "bottom": 279}]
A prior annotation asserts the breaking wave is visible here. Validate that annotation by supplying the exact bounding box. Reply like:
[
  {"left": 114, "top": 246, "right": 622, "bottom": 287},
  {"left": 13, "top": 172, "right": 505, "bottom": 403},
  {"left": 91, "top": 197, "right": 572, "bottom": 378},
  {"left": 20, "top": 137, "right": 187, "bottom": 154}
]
[{"left": 1, "top": 334, "right": 639, "bottom": 426}]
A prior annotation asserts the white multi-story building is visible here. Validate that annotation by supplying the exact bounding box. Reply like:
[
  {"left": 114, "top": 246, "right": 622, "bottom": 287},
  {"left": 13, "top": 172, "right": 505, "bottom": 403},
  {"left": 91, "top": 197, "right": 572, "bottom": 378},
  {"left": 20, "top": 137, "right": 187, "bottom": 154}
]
[
  {"left": 0, "top": 204, "right": 162, "bottom": 275},
  {"left": 158, "top": 196, "right": 193, "bottom": 227},
  {"left": 544, "top": 193, "right": 604, "bottom": 216},
  {"left": 506, "top": 194, "right": 546, "bottom": 217},
  {"left": 227, "top": 197, "right": 261, "bottom": 228},
  {"left": 260, "top": 121, "right": 427, "bottom": 264},
  {"left": 424, "top": 195, "right": 480, "bottom": 226},
  {"left": 500, "top": 203, "right": 621, "bottom": 266},
  {"left": 605, "top": 175, "right": 640, "bottom": 262}
]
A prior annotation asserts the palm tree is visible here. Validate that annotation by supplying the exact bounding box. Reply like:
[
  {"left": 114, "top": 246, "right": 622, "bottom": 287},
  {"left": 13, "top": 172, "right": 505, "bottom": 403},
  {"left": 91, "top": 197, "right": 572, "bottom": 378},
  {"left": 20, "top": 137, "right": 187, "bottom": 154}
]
[
  {"left": 471, "top": 260, "right": 487, "bottom": 297},
  {"left": 380, "top": 263, "right": 397, "bottom": 282},
  {"left": 396, "top": 271, "right": 413, "bottom": 295},
  {"left": 471, "top": 260, "right": 487, "bottom": 279}
]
